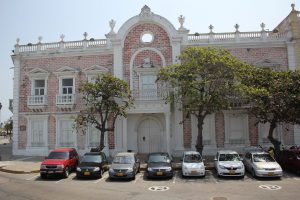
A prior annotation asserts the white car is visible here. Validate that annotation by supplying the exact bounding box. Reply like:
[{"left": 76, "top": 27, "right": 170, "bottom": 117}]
[
  {"left": 243, "top": 150, "right": 282, "bottom": 178},
  {"left": 214, "top": 150, "right": 245, "bottom": 178},
  {"left": 181, "top": 151, "right": 205, "bottom": 177}
]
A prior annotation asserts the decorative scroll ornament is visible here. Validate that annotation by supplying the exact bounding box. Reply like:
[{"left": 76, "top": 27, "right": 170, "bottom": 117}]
[
  {"left": 139, "top": 5, "right": 153, "bottom": 19},
  {"left": 234, "top": 24, "right": 240, "bottom": 32}
]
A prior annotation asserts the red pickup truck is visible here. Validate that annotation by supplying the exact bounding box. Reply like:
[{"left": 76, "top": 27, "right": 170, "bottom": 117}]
[{"left": 40, "top": 148, "right": 79, "bottom": 179}]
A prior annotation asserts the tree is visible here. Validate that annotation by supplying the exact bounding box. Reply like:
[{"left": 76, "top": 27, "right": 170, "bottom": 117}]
[
  {"left": 157, "top": 47, "right": 246, "bottom": 155},
  {"left": 241, "top": 68, "right": 300, "bottom": 155},
  {"left": 75, "top": 73, "right": 133, "bottom": 151},
  {"left": 4, "top": 119, "right": 13, "bottom": 140}
]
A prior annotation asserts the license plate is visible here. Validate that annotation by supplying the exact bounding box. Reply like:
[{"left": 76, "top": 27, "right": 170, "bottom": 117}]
[
  {"left": 156, "top": 172, "right": 163, "bottom": 176},
  {"left": 229, "top": 170, "right": 235, "bottom": 175},
  {"left": 47, "top": 171, "right": 54, "bottom": 174},
  {"left": 191, "top": 170, "right": 198, "bottom": 174},
  {"left": 268, "top": 172, "right": 274, "bottom": 176},
  {"left": 116, "top": 173, "right": 123, "bottom": 176},
  {"left": 84, "top": 172, "right": 90, "bottom": 176}
]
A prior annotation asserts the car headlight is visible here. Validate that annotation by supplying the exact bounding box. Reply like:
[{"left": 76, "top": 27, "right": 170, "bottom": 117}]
[
  {"left": 236, "top": 165, "right": 243, "bottom": 169},
  {"left": 40, "top": 165, "right": 47, "bottom": 169},
  {"left": 200, "top": 164, "right": 205, "bottom": 170},
  {"left": 147, "top": 167, "right": 153, "bottom": 171},
  {"left": 255, "top": 165, "right": 263, "bottom": 170},
  {"left": 109, "top": 168, "right": 114, "bottom": 173},
  {"left": 57, "top": 165, "right": 64, "bottom": 169},
  {"left": 182, "top": 165, "right": 188, "bottom": 171},
  {"left": 93, "top": 167, "right": 100, "bottom": 172},
  {"left": 127, "top": 168, "right": 133, "bottom": 173},
  {"left": 219, "top": 165, "right": 226, "bottom": 169},
  {"left": 76, "top": 167, "right": 81, "bottom": 172},
  {"left": 276, "top": 167, "right": 282, "bottom": 171},
  {"left": 165, "top": 167, "right": 172, "bottom": 171}
]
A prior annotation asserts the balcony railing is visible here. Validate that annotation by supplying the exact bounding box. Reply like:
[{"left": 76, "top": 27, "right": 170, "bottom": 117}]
[
  {"left": 133, "top": 89, "right": 168, "bottom": 100},
  {"left": 56, "top": 94, "right": 75, "bottom": 105},
  {"left": 27, "top": 95, "right": 48, "bottom": 106}
]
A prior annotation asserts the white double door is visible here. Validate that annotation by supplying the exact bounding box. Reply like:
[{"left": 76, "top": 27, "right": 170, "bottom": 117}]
[{"left": 138, "top": 119, "right": 162, "bottom": 153}]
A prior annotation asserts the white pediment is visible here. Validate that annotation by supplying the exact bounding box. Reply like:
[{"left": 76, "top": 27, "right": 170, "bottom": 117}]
[
  {"left": 27, "top": 68, "right": 49, "bottom": 79},
  {"left": 254, "top": 59, "right": 280, "bottom": 67},
  {"left": 84, "top": 65, "right": 109, "bottom": 74},
  {"left": 54, "top": 66, "right": 79, "bottom": 77}
]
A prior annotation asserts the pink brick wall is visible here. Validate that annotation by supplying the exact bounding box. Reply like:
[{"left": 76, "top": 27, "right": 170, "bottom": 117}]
[
  {"left": 183, "top": 115, "right": 192, "bottom": 148},
  {"left": 215, "top": 112, "right": 225, "bottom": 148},
  {"left": 248, "top": 114, "right": 258, "bottom": 146},
  {"left": 123, "top": 23, "right": 172, "bottom": 86}
]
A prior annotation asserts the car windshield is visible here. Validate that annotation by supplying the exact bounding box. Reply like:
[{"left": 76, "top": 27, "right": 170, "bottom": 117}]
[
  {"left": 148, "top": 155, "right": 169, "bottom": 163},
  {"left": 219, "top": 153, "right": 240, "bottom": 161},
  {"left": 184, "top": 154, "right": 202, "bottom": 163},
  {"left": 253, "top": 154, "right": 275, "bottom": 162},
  {"left": 47, "top": 152, "right": 69, "bottom": 159},
  {"left": 81, "top": 155, "right": 102, "bottom": 163},
  {"left": 113, "top": 156, "right": 133, "bottom": 164}
]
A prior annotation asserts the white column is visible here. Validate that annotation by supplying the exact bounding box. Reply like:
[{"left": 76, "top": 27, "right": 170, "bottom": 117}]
[
  {"left": 287, "top": 42, "right": 296, "bottom": 71},
  {"left": 12, "top": 56, "right": 20, "bottom": 155},
  {"left": 165, "top": 112, "right": 171, "bottom": 155},
  {"left": 174, "top": 105, "right": 184, "bottom": 152},
  {"left": 122, "top": 117, "right": 127, "bottom": 151},
  {"left": 171, "top": 39, "right": 181, "bottom": 64},
  {"left": 112, "top": 39, "right": 123, "bottom": 79}
]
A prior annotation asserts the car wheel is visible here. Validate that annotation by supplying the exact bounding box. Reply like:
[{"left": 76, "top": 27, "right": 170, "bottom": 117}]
[
  {"left": 40, "top": 174, "right": 47, "bottom": 179},
  {"left": 251, "top": 169, "right": 256, "bottom": 178},
  {"left": 63, "top": 167, "right": 69, "bottom": 178}
]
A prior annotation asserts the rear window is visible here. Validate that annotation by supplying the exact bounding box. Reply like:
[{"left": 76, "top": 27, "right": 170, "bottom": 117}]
[
  {"left": 148, "top": 154, "right": 170, "bottom": 163},
  {"left": 219, "top": 154, "right": 240, "bottom": 161},
  {"left": 48, "top": 152, "right": 69, "bottom": 159},
  {"left": 253, "top": 154, "right": 274, "bottom": 162},
  {"left": 113, "top": 156, "right": 134, "bottom": 164},
  {"left": 184, "top": 154, "right": 202, "bottom": 163},
  {"left": 81, "top": 155, "right": 102, "bottom": 163}
]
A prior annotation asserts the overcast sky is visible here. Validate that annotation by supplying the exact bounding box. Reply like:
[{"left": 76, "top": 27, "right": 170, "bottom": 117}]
[{"left": 0, "top": 0, "right": 296, "bottom": 123}]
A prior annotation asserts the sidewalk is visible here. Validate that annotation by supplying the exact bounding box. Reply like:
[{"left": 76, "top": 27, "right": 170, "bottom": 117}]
[{"left": 0, "top": 137, "right": 214, "bottom": 174}]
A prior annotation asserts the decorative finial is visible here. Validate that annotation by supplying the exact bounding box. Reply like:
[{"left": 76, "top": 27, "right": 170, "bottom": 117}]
[
  {"left": 234, "top": 24, "right": 240, "bottom": 32},
  {"left": 83, "top": 32, "right": 88, "bottom": 40},
  {"left": 209, "top": 24, "right": 214, "bottom": 33},
  {"left": 291, "top": 3, "right": 295, "bottom": 11},
  {"left": 178, "top": 15, "right": 185, "bottom": 30},
  {"left": 139, "top": 5, "right": 153, "bottom": 19},
  {"left": 109, "top": 19, "right": 116, "bottom": 34},
  {"left": 38, "top": 36, "right": 43, "bottom": 43},
  {"left": 260, "top": 23, "right": 266, "bottom": 31},
  {"left": 16, "top": 38, "right": 20, "bottom": 45},
  {"left": 60, "top": 34, "right": 65, "bottom": 42}
]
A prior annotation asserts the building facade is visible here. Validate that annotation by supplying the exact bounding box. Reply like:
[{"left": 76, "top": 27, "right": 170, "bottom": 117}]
[{"left": 11, "top": 5, "right": 300, "bottom": 156}]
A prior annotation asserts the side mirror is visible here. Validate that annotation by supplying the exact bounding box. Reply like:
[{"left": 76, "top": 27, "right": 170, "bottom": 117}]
[
  {"left": 240, "top": 158, "right": 244, "bottom": 161},
  {"left": 214, "top": 158, "right": 217, "bottom": 161}
]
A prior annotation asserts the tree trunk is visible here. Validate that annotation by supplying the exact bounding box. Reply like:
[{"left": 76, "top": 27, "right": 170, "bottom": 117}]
[
  {"left": 267, "top": 121, "right": 281, "bottom": 157},
  {"left": 195, "top": 115, "right": 205, "bottom": 156},
  {"left": 99, "top": 130, "right": 105, "bottom": 152}
]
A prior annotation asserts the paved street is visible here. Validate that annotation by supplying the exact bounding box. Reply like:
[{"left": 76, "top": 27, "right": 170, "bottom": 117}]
[{"left": 0, "top": 170, "right": 299, "bottom": 200}]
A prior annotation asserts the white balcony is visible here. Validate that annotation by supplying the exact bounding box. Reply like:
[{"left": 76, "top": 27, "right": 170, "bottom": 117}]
[
  {"left": 27, "top": 95, "right": 47, "bottom": 106},
  {"left": 56, "top": 94, "right": 76, "bottom": 107},
  {"left": 133, "top": 89, "right": 168, "bottom": 100}
]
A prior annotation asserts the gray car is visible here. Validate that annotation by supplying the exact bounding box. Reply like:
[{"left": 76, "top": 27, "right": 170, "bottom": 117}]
[{"left": 109, "top": 152, "right": 140, "bottom": 180}]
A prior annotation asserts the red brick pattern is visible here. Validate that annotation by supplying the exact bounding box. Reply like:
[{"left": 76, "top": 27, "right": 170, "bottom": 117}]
[
  {"left": 248, "top": 114, "right": 258, "bottom": 146},
  {"left": 183, "top": 115, "right": 191, "bottom": 148}
]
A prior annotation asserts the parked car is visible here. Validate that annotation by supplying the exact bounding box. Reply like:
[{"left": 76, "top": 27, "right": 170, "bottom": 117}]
[
  {"left": 277, "top": 146, "right": 300, "bottom": 174},
  {"left": 181, "top": 151, "right": 205, "bottom": 177},
  {"left": 146, "top": 152, "right": 173, "bottom": 178},
  {"left": 76, "top": 152, "right": 108, "bottom": 179},
  {"left": 243, "top": 149, "right": 282, "bottom": 178},
  {"left": 109, "top": 152, "right": 140, "bottom": 180},
  {"left": 40, "top": 148, "right": 79, "bottom": 179},
  {"left": 214, "top": 150, "right": 245, "bottom": 178}
]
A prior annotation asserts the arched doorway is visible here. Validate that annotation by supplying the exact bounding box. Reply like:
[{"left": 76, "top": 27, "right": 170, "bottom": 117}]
[{"left": 138, "top": 118, "right": 162, "bottom": 153}]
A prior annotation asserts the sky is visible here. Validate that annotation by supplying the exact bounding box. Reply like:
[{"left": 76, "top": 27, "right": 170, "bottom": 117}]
[{"left": 0, "top": 0, "right": 296, "bottom": 124}]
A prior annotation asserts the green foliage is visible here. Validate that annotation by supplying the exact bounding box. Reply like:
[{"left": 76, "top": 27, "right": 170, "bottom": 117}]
[
  {"left": 242, "top": 67, "right": 300, "bottom": 153},
  {"left": 157, "top": 47, "right": 248, "bottom": 154},
  {"left": 75, "top": 73, "right": 133, "bottom": 151}
]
